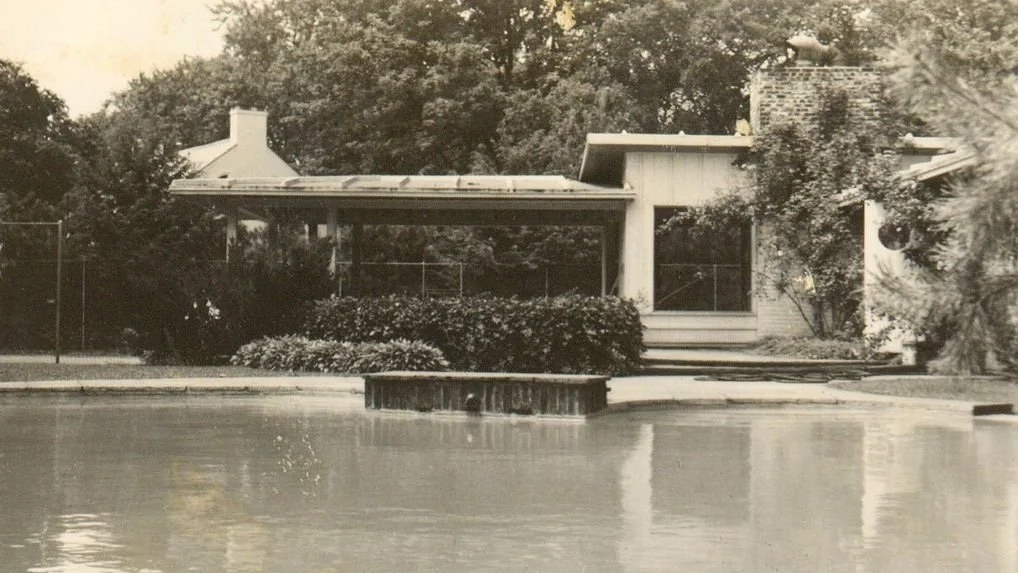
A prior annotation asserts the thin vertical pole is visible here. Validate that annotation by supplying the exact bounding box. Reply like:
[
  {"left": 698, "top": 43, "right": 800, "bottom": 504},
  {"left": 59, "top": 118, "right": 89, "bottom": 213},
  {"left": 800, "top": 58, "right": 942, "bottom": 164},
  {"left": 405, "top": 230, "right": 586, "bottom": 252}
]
[
  {"left": 421, "top": 261, "right": 426, "bottom": 297},
  {"left": 55, "top": 220, "right": 62, "bottom": 364},
  {"left": 351, "top": 223, "right": 363, "bottom": 296},
  {"left": 600, "top": 225, "right": 608, "bottom": 297},
  {"left": 459, "top": 263, "right": 464, "bottom": 296},
  {"left": 80, "top": 258, "right": 86, "bottom": 352},
  {"left": 713, "top": 264, "right": 718, "bottom": 311}
]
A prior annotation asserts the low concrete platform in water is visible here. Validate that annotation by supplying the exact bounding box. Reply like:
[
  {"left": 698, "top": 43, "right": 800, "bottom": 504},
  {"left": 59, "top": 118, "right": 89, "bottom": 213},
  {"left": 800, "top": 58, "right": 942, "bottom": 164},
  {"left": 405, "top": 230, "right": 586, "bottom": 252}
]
[{"left": 362, "top": 371, "right": 610, "bottom": 417}]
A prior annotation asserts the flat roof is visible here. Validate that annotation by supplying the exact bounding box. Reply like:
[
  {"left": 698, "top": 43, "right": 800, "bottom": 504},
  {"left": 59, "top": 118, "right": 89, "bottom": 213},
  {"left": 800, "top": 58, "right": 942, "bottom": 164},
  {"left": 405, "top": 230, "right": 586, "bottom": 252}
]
[
  {"left": 170, "top": 174, "right": 630, "bottom": 197},
  {"left": 579, "top": 133, "right": 754, "bottom": 185},
  {"left": 170, "top": 175, "right": 633, "bottom": 225},
  {"left": 578, "top": 132, "right": 966, "bottom": 186}
]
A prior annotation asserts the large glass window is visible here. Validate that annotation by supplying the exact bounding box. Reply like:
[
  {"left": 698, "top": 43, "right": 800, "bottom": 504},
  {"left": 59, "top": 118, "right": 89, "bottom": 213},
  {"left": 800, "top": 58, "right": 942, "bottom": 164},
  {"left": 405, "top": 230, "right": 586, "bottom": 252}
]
[{"left": 654, "top": 207, "right": 752, "bottom": 311}]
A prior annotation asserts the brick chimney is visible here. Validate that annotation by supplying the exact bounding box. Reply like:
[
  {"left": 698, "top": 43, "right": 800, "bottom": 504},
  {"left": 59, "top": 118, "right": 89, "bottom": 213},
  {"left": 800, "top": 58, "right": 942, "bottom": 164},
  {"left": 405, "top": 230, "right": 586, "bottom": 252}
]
[
  {"left": 749, "top": 67, "right": 885, "bottom": 134},
  {"left": 229, "top": 108, "right": 268, "bottom": 147}
]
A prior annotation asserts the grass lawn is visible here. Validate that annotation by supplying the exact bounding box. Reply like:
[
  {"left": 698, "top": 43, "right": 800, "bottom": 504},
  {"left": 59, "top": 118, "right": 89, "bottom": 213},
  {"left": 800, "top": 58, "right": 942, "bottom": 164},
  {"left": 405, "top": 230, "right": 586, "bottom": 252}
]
[
  {"left": 830, "top": 377, "right": 1018, "bottom": 403},
  {"left": 0, "top": 364, "right": 321, "bottom": 383}
]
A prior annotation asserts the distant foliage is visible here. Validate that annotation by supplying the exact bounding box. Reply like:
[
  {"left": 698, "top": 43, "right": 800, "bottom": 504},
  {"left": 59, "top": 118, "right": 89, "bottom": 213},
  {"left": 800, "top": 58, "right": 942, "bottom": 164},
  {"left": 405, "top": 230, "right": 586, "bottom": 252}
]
[
  {"left": 304, "top": 295, "right": 645, "bottom": 375},
  {"left": 141, "top": 238, "right": 335, "bottom": 365},
  {"left": 231, "top": 336, "right": 449, "bottom": 373}
]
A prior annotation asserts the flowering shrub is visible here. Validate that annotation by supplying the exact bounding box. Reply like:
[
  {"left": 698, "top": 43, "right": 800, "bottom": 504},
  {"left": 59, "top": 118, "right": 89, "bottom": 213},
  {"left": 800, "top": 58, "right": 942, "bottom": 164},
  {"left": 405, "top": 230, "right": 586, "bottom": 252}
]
[
  {"left": 303, "top": 294, "right": 644, "bottom": 374},
  {"left": 231, "top": 335, "right": 449, "bottom": 373}
]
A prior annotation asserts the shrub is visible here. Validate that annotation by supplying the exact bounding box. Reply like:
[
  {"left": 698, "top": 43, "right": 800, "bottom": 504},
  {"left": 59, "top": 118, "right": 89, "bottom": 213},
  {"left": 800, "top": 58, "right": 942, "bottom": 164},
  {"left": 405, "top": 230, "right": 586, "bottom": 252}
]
[
  {"left": 139, "top": 238, "right": 335, "bottom": 365},
  {"left": 750, "top": 336, "right": 863, "bottom": 360},
  {"left": 231, "top": 336, "right": 449, "bottom": 373},
  {"left": 303, "top": 294, "right": 644, "bottom": 374}
]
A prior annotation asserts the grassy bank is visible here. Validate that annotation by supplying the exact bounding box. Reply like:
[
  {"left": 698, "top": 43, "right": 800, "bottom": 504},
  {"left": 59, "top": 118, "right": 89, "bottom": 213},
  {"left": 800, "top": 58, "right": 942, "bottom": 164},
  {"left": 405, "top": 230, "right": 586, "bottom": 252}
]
[
  {"left": 0, "top": 364, "right": 318, "bottom": 383},
  {"left": 830, "top": 377, "right": 1018, "bottom": 403}
]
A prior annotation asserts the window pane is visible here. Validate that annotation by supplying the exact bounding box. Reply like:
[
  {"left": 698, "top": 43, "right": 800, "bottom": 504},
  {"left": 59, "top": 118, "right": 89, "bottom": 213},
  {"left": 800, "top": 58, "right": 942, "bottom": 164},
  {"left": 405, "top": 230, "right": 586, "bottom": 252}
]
[{"left": 654, "top": 208, "right": 751, "bottom": 311}]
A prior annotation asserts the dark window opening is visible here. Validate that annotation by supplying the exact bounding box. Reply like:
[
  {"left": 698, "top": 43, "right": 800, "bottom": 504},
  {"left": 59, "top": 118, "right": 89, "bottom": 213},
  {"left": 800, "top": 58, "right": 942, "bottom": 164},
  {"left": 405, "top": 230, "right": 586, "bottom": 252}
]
[{"left": 654, "top": 207, "right": 752, "bottom": 311}]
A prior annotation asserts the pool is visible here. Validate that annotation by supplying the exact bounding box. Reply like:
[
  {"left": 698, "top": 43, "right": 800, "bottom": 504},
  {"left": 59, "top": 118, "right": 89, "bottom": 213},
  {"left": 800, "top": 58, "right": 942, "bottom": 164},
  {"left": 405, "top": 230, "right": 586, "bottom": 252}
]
[{"left": 1, "top": 395, "right": 1015, "bottom": 572}]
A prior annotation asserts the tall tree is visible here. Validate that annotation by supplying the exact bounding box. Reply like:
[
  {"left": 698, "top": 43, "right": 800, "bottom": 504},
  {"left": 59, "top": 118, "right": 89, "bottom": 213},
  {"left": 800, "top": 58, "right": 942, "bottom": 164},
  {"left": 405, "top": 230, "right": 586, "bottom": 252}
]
[
  {"left": 0, "top": 59, "right": 75, "bottom": 211},
  {"left": 875, "top": 0, "right": 1018, "bottom": 373}
]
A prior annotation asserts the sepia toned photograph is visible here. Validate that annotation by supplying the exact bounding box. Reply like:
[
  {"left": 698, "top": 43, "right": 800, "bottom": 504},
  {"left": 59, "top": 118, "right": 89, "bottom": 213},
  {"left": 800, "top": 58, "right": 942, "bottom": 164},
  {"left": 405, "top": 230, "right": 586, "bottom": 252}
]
[{"left": 1, "top": 0, "right": 1017, "bottom": 571}]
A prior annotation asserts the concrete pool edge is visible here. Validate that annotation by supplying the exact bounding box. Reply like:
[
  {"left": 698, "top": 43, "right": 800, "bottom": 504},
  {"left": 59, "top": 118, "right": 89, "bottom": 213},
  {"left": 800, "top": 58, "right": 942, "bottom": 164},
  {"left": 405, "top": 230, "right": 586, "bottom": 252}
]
[
  {"left": 1, "top": 375, "right": 1014, "bottom": 421},
  {"left": 0, "top": 376, "right": 364, "bottom": 396}
]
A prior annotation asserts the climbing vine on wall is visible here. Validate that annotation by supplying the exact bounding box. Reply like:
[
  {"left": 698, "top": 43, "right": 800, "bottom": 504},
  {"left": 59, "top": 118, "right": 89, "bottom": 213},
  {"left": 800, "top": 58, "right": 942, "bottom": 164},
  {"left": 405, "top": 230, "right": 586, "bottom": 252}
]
[{"left": 659, "top": 89, "right": 904, "bottom": 339}]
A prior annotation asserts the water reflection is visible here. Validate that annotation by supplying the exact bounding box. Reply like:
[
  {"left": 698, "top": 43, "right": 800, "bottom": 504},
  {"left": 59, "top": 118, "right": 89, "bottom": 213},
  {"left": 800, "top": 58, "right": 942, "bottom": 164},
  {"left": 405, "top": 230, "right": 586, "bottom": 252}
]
[{"left": 0, "top": 397, "right": 1015, "bottom": 572}]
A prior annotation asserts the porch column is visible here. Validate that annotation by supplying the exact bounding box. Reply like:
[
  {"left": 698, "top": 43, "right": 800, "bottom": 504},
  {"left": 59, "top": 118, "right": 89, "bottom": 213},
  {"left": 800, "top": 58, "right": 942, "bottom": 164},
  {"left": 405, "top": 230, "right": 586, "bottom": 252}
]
[
  {"left": 225, "top": 203, "right": 238, "bottom": 261},
  {"left": 326, "top": 206, "right": 338, "bottom": 239},
  {"left": 351, "top": 222, "right": 364, "bottom": 296},
  {"left": 601, "top": 225, "right": 608, "bottom": 296},
  {"left": 326, "top": 206, "right": 340, "bottom": 286},
  {"left": 601, "top": 220, "right": 621, "bottom": 296}
]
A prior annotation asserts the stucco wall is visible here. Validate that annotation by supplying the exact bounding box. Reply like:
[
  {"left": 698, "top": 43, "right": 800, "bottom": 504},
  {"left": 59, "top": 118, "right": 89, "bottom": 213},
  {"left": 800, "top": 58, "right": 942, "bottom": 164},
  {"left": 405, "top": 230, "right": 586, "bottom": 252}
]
[
  {"left": 199, "top": 146, "right": 297, "bottom": 179},
  {"left": 620, "top": 148, "right": 814, "bottom": 343},
  {"left": 621, "top": 150, "right": 748, "bottom": 313}
]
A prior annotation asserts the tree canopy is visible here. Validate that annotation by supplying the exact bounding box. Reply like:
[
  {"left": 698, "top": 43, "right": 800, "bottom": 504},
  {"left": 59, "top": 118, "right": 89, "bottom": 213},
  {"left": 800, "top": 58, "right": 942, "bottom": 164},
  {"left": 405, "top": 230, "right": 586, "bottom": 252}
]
[{"left": 7, "top": 0, "right": 1018, "bottom": 359}]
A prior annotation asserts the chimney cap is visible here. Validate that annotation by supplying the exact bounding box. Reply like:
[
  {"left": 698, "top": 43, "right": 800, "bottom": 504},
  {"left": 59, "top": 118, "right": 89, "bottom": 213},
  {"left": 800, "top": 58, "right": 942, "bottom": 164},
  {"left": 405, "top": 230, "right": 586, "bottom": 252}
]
[{"left": 786, "top": 35, "right": 838, "bottom": 66}]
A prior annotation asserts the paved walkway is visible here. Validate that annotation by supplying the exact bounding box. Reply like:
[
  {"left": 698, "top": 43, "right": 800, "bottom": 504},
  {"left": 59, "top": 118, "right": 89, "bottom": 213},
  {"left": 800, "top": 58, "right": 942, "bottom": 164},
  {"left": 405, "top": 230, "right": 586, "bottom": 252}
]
[
  {"left": 643, "top": 348, "right": 838, "bottom": 364},
  {"left": 2, "top": 374, "right": 1014, "bottom": 422},
  {"left": 0, "top": 354, "right": 143, "bottom": 364}
]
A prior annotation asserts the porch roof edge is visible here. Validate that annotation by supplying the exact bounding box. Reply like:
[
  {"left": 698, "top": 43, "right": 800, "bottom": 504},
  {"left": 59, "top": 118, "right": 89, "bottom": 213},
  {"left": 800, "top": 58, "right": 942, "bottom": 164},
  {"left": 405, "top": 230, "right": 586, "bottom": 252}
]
[{"left": 579, "top": 133, "right": 755, "bottom": 186}]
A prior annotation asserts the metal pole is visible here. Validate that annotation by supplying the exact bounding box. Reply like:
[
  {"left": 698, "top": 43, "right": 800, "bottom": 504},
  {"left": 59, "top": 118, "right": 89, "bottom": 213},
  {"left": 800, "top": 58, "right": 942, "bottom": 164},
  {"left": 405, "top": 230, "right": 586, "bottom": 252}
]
[
  {"left": 55, "top": 220, "right": 62, "bottom": 364},
  {"left": 421, "top": 261, "right": 426, "bottom": 297},
  {"left": 600, "top": 226, "right": 608, "bottom": 297},
  {"left": 81, "top": 257, "right": 86, "bottom": 352},
  {"left": 713, "top": 264, "right": 718, "bottom": 312}
]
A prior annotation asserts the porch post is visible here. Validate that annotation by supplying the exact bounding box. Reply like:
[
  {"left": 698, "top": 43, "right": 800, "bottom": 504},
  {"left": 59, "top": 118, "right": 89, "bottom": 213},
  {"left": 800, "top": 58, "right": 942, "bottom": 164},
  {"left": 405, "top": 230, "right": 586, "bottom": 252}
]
[
  {"left": 225, "top": 203, "right": 239, "bottom": 261},
  {"left": 351, "top": 222, "right": 364, "bottom": 296},
  {"left": 601, "top": 220, "right": 621, "bottom": 297},
  {"left": 601, "top": 225, "right": 608, "bottom": 297},
  {"left": 326, "top": 206, "right": 338, "bottom": 239}
]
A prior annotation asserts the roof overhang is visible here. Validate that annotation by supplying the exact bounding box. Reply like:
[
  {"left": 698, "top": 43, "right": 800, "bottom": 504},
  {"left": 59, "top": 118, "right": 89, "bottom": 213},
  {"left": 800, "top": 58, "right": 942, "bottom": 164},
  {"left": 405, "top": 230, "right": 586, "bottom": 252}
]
[
  {"left": 170, "top": 175, "right": 634, "bottom": 226},
  {"left": 579, "top": 133, "right": 755, "bottom": 186},
  {"left": 905, "top": 147, "right": 977, "bottom": 181}
]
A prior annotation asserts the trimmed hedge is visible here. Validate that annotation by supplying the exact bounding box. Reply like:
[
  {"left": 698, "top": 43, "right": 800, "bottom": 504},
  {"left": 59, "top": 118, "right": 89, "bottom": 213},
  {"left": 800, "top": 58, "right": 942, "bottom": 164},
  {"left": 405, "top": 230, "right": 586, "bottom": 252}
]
[
  {"left": 231, "top": 336, "right": 450, "bottom": 373},
  {"left": 303, "top": 295, "right": 645, "bottom": 374}
]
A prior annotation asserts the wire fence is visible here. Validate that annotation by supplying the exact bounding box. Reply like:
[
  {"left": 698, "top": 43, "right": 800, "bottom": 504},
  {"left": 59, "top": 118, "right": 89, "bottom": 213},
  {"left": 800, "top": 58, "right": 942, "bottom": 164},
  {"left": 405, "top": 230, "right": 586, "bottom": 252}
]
[
  {"left": 336, "top": 261, "right": 602, "bottom": 298},
  {"left": 0, "top": 259, "right": 603, "bottom": 352}
]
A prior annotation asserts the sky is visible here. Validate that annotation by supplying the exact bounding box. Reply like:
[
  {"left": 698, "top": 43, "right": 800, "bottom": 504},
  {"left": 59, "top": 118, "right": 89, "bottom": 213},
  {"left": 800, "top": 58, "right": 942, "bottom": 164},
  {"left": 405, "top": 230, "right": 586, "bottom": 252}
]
[{"left": 0, "top": 0, "right": 225, "bottom": 117}]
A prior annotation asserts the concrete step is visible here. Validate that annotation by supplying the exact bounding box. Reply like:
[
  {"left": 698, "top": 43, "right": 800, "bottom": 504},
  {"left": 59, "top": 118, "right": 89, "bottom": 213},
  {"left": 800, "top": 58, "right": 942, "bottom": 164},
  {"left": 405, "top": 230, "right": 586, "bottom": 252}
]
[{"left": 633, "top": 363, "right": 921, "bottom": 381}]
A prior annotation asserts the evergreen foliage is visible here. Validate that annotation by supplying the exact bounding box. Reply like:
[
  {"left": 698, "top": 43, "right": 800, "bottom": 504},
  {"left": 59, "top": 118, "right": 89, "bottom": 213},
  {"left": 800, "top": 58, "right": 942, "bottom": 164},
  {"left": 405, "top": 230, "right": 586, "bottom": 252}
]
[
  {"left": 231, "top": 336, "right": 450, "bottom": 373},
  {"left": 304, "top": 294, "right": 645, "bottom": 375},
  {"left": 873, "top": 0, "right": 1018, "bottom": 374}
]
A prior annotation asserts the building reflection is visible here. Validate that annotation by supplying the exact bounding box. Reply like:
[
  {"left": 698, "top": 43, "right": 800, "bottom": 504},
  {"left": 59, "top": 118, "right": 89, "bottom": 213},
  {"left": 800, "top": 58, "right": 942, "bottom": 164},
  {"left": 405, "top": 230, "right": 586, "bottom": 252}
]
[
  {"left": 614, "top": 408, "right": 1018, "bottom": 572},
  {"left": 3, "top": 398, "right": 1017, "bottom": 572}
]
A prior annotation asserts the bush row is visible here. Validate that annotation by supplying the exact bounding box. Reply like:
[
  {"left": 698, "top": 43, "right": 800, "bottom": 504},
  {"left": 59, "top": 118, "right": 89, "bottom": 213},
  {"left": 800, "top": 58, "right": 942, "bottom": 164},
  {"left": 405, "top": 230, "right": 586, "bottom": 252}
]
[
  {"left": 231, "top": 336, "right": 449, "bottom": 373},
  {"left": 303, "top": 294, "right": 644, "bottom": 374}
]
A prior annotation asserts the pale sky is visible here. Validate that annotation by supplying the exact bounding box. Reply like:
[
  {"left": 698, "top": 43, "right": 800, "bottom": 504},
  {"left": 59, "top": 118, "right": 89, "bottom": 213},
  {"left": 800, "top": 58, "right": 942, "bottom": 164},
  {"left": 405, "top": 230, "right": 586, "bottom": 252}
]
[{"left": 0, "top": 0, "right": 225, "bottom": 117}]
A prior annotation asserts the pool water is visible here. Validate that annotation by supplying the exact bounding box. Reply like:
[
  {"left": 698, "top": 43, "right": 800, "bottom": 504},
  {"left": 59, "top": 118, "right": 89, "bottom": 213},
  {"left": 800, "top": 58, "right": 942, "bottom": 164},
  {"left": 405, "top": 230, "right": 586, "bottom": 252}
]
[{"left": 1, "top": 395, "right": 1015, "bottom": 572}]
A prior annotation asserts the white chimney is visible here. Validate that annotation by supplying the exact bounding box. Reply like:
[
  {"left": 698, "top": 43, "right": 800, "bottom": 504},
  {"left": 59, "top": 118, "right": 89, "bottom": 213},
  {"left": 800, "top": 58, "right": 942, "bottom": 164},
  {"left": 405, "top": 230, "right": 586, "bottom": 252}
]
[{"left": 229, "top": 108, "right": 268, "bottom": 147}]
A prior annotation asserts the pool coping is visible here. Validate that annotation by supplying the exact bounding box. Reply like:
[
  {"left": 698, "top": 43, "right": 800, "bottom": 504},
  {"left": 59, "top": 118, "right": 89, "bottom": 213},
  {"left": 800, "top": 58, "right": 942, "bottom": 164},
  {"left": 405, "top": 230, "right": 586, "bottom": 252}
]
[{"left": 0, "top": 376, "right": 1014, "bottom": 422}]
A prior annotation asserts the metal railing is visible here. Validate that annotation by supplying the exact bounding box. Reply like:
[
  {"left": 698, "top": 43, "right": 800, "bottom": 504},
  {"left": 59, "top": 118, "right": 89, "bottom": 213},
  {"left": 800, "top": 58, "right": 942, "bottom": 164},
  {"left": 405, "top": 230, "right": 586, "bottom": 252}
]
[
  {"left": 654, "top": 263, "right": 750, "bottom": 311},
  {"left": 335, "top": 261, "right": 602, "bottom": 298}
]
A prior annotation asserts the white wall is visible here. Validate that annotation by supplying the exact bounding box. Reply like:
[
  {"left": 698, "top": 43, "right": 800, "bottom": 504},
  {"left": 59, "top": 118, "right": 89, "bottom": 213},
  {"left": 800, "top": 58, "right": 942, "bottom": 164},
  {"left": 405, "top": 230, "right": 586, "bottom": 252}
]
[
  {"left": 621, "top": 151, "right": 748, "bottom": 313},
  {"left": 620, "top": 149, "right": 814, "bottom": 344},
  {"left": 863, "top": 200, "right": 911, "bottom": 353}
]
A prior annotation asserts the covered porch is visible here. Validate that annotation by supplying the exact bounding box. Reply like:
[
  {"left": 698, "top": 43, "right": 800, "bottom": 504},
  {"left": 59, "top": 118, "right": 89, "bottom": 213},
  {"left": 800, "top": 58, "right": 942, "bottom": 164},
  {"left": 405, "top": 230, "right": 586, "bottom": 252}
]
[{"left": 169, "top": 174, "right": 633, "bottom": 297}]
